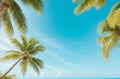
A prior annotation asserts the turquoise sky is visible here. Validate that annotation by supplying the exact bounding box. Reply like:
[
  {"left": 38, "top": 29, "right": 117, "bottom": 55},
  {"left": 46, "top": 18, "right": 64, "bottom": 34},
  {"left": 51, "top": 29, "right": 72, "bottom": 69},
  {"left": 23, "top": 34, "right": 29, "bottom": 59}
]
[{"left": 0, "top": 0, "right": 120, "bottom": 78}]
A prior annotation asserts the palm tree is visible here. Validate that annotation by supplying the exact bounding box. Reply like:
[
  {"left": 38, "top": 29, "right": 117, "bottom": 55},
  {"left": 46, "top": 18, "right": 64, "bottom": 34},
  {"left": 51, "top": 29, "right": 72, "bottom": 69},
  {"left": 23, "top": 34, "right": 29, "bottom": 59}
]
[
  {"left": 73, "top": 0, "right": 106, "bottom": 15},
  {"left": 0, "top": 0, "right": 43, "bottom": 36},
  {"left": 0, "top": 35, "right": 45, "bottom": 79},
  {"left": 98, "top": 2, "right": 120, "bottom": 61},
  {"left": 98, "top": 20, "right": 120, "bottom": 61}
]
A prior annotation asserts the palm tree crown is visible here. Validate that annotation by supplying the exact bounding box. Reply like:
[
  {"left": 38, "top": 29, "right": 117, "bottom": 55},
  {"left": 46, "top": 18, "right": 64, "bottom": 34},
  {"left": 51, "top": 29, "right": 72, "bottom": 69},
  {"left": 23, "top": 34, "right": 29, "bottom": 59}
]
[
  {"left": 0, "top": 0, "right": 43, "bottom": 36},
  {"left": 98, "top": 2, "right": 120, "bottom": 61},
  {"left": 0, "top": 35, "right": 45, "bottom": 78},
  {"left": 73, "top": 0, "right": 106, "bottom": 15}
]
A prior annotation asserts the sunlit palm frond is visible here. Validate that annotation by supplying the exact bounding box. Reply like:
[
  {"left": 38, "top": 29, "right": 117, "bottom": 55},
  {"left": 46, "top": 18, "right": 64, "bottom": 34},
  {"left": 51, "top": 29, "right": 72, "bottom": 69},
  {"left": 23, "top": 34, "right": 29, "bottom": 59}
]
[
  {"left": 102, "top": 35, "right": 118, "bottom": 60},
  {"left": 5, "top": 50, "right": 22, "bottom": 54},
  {"left": 20, "top": 59, "right": 28, "bottom": 76},
  {"left": 21, "top": 0, "right": 43, "bottom": 14},
  {"left": 98, "top": 20, "right": 113, "bottom": 34},
  {"left": 31, "top": 56, "right": 44, "bottom": 69},
  {"left": 98, "top": 34, "right": 113, "bottom": 45},
  {"left": 10, "top": 38, "right": 23, "bottom": 51},
  {"left": 29, "top": 57, "right": 40, "bottom": 75},
  {"left": 0, "top": 53, "right": 21, "bottom": 61},
  {"left": 95, "top": 0, "right": 106, "bottom": 9},
  {"left": 74, "top": 0, "right": 95, "bottom": 14},
  {"left": 27, "top": 38, "right": 39, "bottom": 51},
  {"left": 1, "top": 10, "right": 13, "bottom": 36},
  {"left": 107, "top": 2, "right": 120, "bottom": 28},
  {"left": 21, "top": 35, "right": 27, "bottom": 50},
  {"left": 9, "top": 1, "right": 27, "bottom": 33},
  {"left": 29, "top": 45, "right": 44, "bottom": 55}
]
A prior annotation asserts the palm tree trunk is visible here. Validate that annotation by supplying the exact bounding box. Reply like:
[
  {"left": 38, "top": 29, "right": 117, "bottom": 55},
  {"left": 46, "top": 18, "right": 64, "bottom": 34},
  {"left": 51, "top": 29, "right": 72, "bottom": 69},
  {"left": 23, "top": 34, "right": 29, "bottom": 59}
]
[{"left": 0, "top": 57, "right": 23, "bottom": 79}]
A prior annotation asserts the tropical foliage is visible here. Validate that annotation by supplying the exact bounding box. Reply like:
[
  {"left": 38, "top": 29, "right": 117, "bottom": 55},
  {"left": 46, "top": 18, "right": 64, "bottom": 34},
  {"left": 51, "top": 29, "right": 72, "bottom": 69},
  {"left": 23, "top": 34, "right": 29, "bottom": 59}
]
[
  {"left": 73, "top": 0, "right": 106, "bottom": 15},
  {"left": 98, "top": 2, "right": 120, "bottom": 60},
  {"left": 0, "top": 35, "right": 45, "bottom": 78},
  {"left": 0, "top": 0, "right": 43, "bottom": 36}
]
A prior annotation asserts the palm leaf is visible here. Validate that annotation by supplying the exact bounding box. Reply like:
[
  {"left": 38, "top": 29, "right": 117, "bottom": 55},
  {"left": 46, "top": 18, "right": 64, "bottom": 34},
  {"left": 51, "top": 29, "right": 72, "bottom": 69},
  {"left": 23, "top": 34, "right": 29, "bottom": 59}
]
[
  {"left": 0, "top": 53, "right": 21, "bottom": 61},
  {"left": 6, "top": 50, "right": 22, "bottom": 54},
  {"left": 29, "top": 45, "right": 44, "bottom": 55},
  {"left": 1, "top": 10, "right": 14, "bottom": 36},
  {"left": 9, "top": 1, "right": 27, "bottom": 33},
  {"left": 21, "top": 35, "right": 27, "bottom": 51},
  {"left": 31, "top": 56, "right": 44, "bottom": 69},
  {"left": 107, "top": 2, "right": 120, "bottom": 28},
  {"left": 74, "top": 0, "right": 95, "bottom": 14},
  {"left": 21, "top": 0, "right": 43, "bottom": 14},
  {"left": 95, "top": 0, "right": 106, "bottom": 9},
  {"left": 29, "top": 57, "right": 40, "bottom": 75},
  {"left": 20, "top": 59, "right": 28, "bottom": 76},
  {"left": 98, "top": 20, "right": 113, "bottom": 34},
  {"left": 102, "top": 35, "right": 118, "bottom": 60},
  {"left": 27, "top": 38, "right": 39, "bottom": 51},
  {"left": 10, "top": 38, "right": 23, "bottom": 51},
  {"left": 98, "top": 34, "right": 112, "bottom": 45}
]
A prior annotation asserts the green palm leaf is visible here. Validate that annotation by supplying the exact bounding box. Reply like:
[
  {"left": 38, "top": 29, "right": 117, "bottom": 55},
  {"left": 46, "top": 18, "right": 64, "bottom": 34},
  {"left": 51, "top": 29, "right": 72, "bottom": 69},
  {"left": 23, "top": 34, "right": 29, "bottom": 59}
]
[
  {"left": 0, "top": 53, "right": 21, "bottom": 61},
  {"left": 98, "top": 20, "right": 114, "bottom": 34},
  {"left": 10, "top": 38, "right": 23, "bottom": 51},
  {"left": 102, "top": 35, "right": 118, "bottom": 61},
  {"left": 31, "top": 56, "right": 44, "bottom": 69},
  {"left": 21, "top": 0, "right": 43, "bottom": 14},
  {"left": 29, "top": 57, "right": 40, "bottom": 75},
  {"left": 95, "top": 0, "right": 106, "bottom": 9},
  {"left": 27, "top": 38, "right": 39, "bottom": 51},
  {"left": 20, "top": 59, "right": 28, "bottom": 76},
  {"left": 1, "top": 10, "right": 13, "bottom": 36},
  {"left": 9, "top": 1, "right": 27, "bottom": 33},
  {"left": 29, "top": 45, "right": 44, "bottom": 55}
]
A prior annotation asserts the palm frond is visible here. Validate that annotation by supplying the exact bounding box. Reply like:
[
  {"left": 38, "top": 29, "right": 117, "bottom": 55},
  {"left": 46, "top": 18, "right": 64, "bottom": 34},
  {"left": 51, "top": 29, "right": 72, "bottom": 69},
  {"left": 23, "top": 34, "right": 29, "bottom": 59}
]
[
  {"left": 29, "top": 57, "right": 40, "bottom": 75},
  {"left": 107, "top": 2, "right": 120, "bottom": 28},
  {"left": 102, "top": 35, "right": 118, "bottom": 60},
  {"left": 98, "top": 20, "right": 113, "bottom": 34},
  {"left": 21, "top": 0, "right": 43, "bottom": 14},
  {"left": 10, "top": 38, "right": 23, "bottom": 51},
  {"left": 5, "top": 50, "right": 22, "bottom": 54},
  {"left": 27, "top": 38, "right": 39, "bottom": 51},
  {"left": 98, "top": 34, "right": 112, "bottom": 45},
  {"left": 20, "top": 59, "right": 28, "bottom": 76},
  {"left": 21, "top": 35, "right": 27, "bottom": 50},
  {"left": 1, "top": 10, "right": 13, "bottom": 36},
  {"left": 29, "top": 45, "right": 44, "bottom": 55},
  {"left": 31, "top": 56, "right": 44, "bottom": 69},
  {"left": 0, "top": 53, "right": 21, "bottom": 61},
  {"left": 74, "top": 0, "right": 95, "bottom": 14},
  {"left": 9, "top": 1, "right": 27, "bottom": 33},
  {"left": 95, "top": 0, "right": 106, "bottom": 9}
]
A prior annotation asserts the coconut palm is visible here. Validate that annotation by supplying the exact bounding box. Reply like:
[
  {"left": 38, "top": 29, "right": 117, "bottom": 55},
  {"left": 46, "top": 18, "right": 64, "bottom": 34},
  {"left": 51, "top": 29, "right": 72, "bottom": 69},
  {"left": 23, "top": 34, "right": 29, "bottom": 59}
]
[
  {"left": 73, "top": 0, "right": 106, "bottom": 15},
  {"left": 0, "top": 35, "right": 45, "bottom": 79},
  {"left": 98, "top": 20, "right": 120, "bottom": 61},
  {"left": 0, "top": 0, "right": 43, "bottom": 36},
  {"left": 98, "top": 2, "right": 120, "bottom": 61}
]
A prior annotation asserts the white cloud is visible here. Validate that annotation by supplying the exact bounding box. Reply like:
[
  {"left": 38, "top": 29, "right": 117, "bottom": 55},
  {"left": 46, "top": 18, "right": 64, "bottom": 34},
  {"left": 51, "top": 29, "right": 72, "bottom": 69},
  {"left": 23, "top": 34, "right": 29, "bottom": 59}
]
[{"left": 0, "top": 43, "right": 10, "bottom": 51}]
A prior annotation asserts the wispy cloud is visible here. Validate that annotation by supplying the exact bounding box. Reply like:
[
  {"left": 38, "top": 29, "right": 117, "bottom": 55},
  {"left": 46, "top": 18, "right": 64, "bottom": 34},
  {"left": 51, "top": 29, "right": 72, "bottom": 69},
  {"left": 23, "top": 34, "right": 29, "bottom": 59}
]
[
  {"left": 45, "top": 50, "right": 80, "bottom": 68},
  {"left": 0, "top": 43, "right": 10, "bottom": 51}
]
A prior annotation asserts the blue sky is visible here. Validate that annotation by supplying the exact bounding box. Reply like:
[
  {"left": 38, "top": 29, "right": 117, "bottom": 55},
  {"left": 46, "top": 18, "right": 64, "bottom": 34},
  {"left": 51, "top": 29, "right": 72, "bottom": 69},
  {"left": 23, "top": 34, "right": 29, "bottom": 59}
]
[{"left": 0, "top": 0, "right": 120, "bottom": 78}]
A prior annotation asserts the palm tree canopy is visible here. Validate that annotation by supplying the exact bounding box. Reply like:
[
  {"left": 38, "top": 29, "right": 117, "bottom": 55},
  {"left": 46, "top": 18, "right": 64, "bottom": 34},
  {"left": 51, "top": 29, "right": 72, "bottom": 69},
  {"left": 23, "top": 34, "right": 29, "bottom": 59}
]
[
  {"left": 73, "top": 0, "right": 106, "bottom": 15},
  {"left": 0, "top": 0, "right": 43, "bottom": 36},
  {"left": 107, "top": 2, "right": 120, "bottom": 28},
  {"left": 0, "top": 35, "right": 45, "bottom": 76},
  {"left": 98, "top": 20, "right": 120, "bottom": 61}
]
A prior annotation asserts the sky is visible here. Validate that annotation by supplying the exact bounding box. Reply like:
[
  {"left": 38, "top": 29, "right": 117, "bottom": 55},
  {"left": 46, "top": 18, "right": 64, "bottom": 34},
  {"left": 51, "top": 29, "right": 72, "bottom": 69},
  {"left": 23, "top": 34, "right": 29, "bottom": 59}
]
[{"left": 0, "top": 0, "right": 120, "bottom": 78}]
